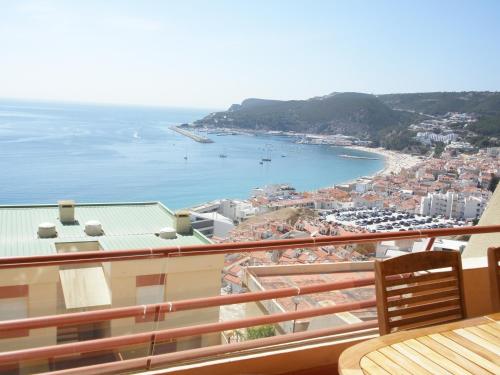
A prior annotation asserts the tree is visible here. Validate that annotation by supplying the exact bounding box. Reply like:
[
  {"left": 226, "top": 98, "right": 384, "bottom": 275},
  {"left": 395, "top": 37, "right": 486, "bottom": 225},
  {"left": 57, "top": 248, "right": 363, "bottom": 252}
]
[
  {"left": 246, "top": 325, "right": 276, "bottom": 340},
  {"left": 433, "top": 142, "right": 445, "bottom": 158}
]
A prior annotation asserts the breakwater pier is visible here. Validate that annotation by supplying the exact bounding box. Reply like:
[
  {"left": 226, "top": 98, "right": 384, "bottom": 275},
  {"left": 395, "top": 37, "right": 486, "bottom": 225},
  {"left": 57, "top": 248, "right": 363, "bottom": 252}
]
[
  {"left": 338, "top": 154, "right": 379, "bottom": 160},
  {"left": 170, "top": 126, "right": 214, "bottom": 143}
]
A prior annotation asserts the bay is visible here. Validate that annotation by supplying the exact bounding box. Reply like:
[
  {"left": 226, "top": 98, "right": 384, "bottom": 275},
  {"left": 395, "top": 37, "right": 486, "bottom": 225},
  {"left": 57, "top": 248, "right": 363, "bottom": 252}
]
[{"left": 0, "top": 100, "right": 384, "bottom": 209}]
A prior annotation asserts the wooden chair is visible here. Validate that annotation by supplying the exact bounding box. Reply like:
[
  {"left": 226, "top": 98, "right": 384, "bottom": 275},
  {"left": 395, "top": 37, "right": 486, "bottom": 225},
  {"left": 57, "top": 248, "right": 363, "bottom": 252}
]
[
  {"left": 375, "top": 251, "right": 467, "bottom": 335},
  {"left": 488, "top": 247, "right": 500, "bottom": 312}
]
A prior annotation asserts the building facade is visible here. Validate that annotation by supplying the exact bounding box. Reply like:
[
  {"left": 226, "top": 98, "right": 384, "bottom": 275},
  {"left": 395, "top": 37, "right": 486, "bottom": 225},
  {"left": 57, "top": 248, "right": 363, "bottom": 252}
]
[
  {"left": 0, "top": 201, "right": 224, "bottom": 371},
  {"left": 419, "top": 192, "right": 487, "bottom": 219}
]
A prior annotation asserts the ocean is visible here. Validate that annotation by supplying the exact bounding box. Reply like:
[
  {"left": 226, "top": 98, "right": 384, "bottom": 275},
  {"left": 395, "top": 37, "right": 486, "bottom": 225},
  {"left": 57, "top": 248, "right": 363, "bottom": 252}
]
[{"left": 0, "top": 99, "right": 384, "bottom": 209}]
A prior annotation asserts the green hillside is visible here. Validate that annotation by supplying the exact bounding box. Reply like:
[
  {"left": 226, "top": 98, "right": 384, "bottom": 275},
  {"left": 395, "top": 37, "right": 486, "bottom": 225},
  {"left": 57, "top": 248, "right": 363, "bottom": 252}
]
[
  {"left": 195, "top": 92, "right": 417, "bottom": 139},
  {"left": 379, "top": 92, "right": 500, "bottom": 139},
  {"left": 378, "top": 91, "right": 500, "bottom": 115},
  {"left": 194, "top": 91, "right": 500, "bottom": 150}
]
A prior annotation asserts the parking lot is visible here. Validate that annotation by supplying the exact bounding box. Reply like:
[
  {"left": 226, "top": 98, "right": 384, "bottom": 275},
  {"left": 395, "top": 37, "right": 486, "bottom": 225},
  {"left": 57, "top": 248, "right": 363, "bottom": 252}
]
[{"left": 322, "top": 207, "right": 465, "bottom": 233}]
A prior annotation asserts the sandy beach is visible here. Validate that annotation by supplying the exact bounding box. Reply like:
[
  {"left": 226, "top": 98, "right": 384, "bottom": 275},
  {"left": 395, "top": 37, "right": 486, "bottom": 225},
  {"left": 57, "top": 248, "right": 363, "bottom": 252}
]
[{"left": 346, "top": 146, "right": 424, "bottom": 176}]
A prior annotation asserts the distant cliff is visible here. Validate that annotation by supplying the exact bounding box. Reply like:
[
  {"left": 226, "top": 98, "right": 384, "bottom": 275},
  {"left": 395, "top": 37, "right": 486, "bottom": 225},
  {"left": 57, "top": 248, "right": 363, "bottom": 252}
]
[
  {"left": 194, "top": 91, "right": 500, "bottom": 149},
  {"left": 195, "top": 92, "right": 415, "bottom": 139}
]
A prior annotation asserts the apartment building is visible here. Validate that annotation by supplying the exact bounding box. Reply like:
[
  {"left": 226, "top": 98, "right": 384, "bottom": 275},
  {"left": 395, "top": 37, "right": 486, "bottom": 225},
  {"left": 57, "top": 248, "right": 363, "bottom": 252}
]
[
  {"left": 190, "top": 211, "right": 235, "bottom": 238},
  {"left": 219, "top": 199, "right": 257, "bottom": 223},
  {"left": 419, "top": 191, "right": 487, "bottom": 219},
  {"left": 0, "top": 201, "right": 224, "bottom": 360}
]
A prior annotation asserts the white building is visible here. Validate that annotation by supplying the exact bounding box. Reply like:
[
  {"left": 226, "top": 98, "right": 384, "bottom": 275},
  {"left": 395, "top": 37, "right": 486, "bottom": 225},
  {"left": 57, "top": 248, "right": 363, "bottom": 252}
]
[
  {"left": 219, "top": 199, "right": 257, "bottom": 223},
  {"left": 251, "top": 184, "right": 296, "bottom": 199},
  {"left": 415, "top": 132, "right": 458, "bottom": 145},
  {"left": 419, "top": 192, "right": 487, "bottom": 220},
  {"left": 190, "top": 212, "right": 235, "bottom": 238},
  {"left": 445, "top": 141, "right": 475, "bottom": 153},
  {"left": 355, "top": 179, "right": 372, "bottom": 194}
]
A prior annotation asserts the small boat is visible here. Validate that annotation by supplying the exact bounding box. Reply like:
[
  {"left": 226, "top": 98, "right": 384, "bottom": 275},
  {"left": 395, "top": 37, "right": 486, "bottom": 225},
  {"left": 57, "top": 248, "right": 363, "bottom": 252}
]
[
  {"left": 184, "top": 156, "right": 188, "bottom": 160},
  {"left": 259, "top": 161, "right": 263, "bottom": 165},
  {"left": 219, "top": 154, "right": 227, "bottom": 158},
  {"left": 281, "top": 153, "right": 287, "bottom": 157},
  {"left": 262, "top": 144, "right": 272, "bottom": 161}
]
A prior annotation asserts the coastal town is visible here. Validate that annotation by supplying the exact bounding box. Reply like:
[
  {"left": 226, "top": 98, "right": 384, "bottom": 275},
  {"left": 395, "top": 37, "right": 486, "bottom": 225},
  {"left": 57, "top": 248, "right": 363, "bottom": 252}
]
[
  {"left": 187, "top": 142, "right": 500, "bottom": 293},
  {"left": 2, "top": 2, "right": 500, "bottom": 372}
]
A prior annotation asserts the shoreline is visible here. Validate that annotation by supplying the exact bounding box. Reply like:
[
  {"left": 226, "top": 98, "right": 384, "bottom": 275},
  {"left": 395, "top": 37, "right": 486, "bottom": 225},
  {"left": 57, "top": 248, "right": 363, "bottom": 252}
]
[{"left": 343, "top": 145, "right": 423, "bottom": 178}]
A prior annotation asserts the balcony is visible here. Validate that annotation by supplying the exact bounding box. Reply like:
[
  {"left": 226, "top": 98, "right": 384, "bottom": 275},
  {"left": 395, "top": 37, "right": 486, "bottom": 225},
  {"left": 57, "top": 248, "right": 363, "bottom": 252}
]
[{"left": 0, "top": 225, "right": 499, "bottom": 375}]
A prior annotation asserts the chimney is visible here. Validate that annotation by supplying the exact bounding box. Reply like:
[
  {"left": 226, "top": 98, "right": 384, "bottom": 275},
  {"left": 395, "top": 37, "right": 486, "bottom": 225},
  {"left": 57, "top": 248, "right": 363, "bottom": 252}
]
[
  {"left": 175, "top": 210, "right": 192, "bottom": 235},
  {"left": 58, "top": 200, "right": 75, "bottom": 224}
]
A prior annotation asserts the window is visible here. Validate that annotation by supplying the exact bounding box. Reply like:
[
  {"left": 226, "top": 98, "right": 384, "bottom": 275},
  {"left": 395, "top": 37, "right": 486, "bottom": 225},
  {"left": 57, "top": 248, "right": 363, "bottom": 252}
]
[
  {"left": 135, "top": 274, "right": 166, "bottom": 323},
  {"left": 0, "top": 285, "right": 29, "bottom": 338}
]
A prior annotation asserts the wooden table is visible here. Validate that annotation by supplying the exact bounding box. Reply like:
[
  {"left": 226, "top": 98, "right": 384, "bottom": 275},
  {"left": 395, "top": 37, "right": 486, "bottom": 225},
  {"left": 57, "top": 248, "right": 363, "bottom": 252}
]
[{"left": 338, "top": 313, "right": 500, "bottom": 374}]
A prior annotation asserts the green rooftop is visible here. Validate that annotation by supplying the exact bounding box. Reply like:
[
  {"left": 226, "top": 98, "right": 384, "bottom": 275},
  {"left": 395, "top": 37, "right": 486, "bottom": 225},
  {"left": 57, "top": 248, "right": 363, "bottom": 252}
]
[{"left": 0, "top": 201, "right": 210, "bottom": 258}]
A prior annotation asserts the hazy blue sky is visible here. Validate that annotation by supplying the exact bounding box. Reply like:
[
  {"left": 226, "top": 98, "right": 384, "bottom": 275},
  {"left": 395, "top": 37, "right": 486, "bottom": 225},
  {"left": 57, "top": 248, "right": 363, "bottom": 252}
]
[{"left": 1, "top": 0, "right": 499, "bottom": 108}]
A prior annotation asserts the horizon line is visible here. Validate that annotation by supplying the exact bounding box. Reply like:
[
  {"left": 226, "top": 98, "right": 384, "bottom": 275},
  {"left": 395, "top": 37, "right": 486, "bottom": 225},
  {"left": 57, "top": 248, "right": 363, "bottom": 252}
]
[{"left": 1, "top": 89, "right": 500, "bottom": 111}]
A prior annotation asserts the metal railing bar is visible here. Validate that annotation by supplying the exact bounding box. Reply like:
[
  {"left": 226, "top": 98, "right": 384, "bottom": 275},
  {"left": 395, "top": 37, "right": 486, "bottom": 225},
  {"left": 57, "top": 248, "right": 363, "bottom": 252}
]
[
  {"left": 0, "top": 276, "right": 374, "bottom": 332},
  {"left": 40, "top": 320, "right": 379, "bottom": 375},
  {"left": 0, "top": 298, "right": 376, "bottom": 364},
  {"left": 0, "top": 225, "right": 498, "bottom": 269}
]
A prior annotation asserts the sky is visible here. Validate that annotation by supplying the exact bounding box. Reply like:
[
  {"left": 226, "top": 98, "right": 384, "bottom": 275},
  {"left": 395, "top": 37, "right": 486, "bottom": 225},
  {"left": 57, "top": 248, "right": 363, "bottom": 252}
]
[{"left": 0, "top": 0, "right": 499, "bottom": 109}]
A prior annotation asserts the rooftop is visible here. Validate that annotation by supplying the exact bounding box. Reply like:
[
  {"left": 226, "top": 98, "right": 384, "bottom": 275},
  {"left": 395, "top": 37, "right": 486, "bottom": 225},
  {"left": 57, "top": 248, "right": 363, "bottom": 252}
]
[
  {"left": 0, "top": 201, "right": 210, "bottom": 257},
  {"left": 254, "top": 269, "right": 376, "bottom": 325}
]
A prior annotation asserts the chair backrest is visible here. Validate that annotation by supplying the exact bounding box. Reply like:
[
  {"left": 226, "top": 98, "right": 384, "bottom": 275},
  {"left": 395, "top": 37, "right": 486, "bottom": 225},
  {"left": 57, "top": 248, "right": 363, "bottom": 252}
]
[
  {"left": 375, "top": 251, "right": 467, "bottom": 335},
  {"left": 488, "top": 247, "right": 500, "bottom": 312}
]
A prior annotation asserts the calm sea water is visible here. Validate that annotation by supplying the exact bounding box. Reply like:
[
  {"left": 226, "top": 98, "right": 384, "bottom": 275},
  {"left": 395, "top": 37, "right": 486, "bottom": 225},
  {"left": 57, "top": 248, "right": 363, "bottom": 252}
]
[{"left": 0, "top": 100, "right": 384, "bottom": 209}]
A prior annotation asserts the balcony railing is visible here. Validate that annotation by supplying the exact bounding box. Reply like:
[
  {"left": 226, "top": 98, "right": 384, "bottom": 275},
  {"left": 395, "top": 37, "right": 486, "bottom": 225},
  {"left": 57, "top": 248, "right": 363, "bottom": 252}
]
[{"left": 0, "top": 225, "right": 499, "bottom": 374}]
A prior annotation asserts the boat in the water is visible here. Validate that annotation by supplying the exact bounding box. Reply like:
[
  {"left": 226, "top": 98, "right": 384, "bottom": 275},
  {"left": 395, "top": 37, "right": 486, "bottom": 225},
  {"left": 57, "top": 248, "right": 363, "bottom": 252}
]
[{"left": 262, "top": 144, "right": 272, "bottom": 161}]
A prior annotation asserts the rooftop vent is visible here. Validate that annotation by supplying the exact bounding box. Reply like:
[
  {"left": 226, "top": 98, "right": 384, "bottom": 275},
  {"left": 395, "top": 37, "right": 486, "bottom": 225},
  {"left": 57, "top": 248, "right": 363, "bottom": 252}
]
[
  {"left": 84, "top": 220, "right": 103, "bottom": 236},
  {"left": 175, "top": 210, "right": 192, "bottom": 235},
  {"left": 158, "top": 227, "right": 177, "bottom": 240},
  {"left": 38, "top": 222, "right": 57, "bottom": 238},
  {"left": 58, "top": 200, "right": 75, "bottom": 224}
]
